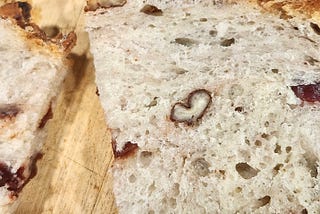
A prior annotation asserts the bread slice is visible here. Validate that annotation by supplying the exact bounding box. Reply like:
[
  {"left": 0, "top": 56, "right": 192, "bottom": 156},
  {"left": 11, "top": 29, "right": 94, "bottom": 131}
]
[
  {"left": 0, "top": 2, "right": 75, "bottom": 212},
  {"left": 85, "top": 0, "right": 320, "bottom": 213}
]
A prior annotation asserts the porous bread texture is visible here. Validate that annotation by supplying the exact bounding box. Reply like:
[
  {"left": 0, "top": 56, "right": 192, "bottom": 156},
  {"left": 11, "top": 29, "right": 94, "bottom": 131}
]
[
  {"left": 86, "top": 1, "right": 320, "bottom": 213},
  {"left": 0, "top": 18, "right": 68, "bottom": 209}
]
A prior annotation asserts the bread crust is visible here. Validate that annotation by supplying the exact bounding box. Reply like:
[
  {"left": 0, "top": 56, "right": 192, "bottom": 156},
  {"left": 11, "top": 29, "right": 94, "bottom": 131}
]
[
  {"left": 247, "top": 0, "right": 320, "bottom": 21},
  {"left": 85, "top": 0, "right": 320, "bottom": 24},
  {"left": 0, "top": 2, "right": 77, "bottom": 55}
]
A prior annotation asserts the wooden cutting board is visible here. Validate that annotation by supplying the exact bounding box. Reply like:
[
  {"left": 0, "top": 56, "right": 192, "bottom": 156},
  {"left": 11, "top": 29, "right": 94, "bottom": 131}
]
[{"left": 12, "top": 0, "right": 118, "bottom": 213}]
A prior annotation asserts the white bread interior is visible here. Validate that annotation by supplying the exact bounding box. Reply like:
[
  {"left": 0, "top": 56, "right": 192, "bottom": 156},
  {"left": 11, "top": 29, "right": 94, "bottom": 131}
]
[
  {"left": 86, "top": 1, "right": 320, "bottom": 213},
  {"left": 0, "top": 17, "right": 69, "bottom": 211}
]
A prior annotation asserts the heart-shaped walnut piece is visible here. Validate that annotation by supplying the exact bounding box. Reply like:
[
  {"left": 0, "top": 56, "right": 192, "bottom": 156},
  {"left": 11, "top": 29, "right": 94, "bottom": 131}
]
[{"left": 170, "top": 89, "right": 212, "bottom": 125}]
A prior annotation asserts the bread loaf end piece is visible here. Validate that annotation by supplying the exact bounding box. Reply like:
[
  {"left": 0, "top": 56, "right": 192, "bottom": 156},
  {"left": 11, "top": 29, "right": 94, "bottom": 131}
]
[{"left": 0, "top": 2, "right": 75, "bottom": 212}]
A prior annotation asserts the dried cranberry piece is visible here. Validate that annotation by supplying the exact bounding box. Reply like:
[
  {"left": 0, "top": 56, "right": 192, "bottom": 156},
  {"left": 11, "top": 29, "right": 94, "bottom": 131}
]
[
  {"left": 0, "top": 163, "right": 12, "bottom": 187},
  {"left": 112, "top": 141, "right": 138, "bottom": 159},
  {"left": 0, "top": 163, "right": 24, "bottom": 192},
  {"left": 291, "top": 83, "right": 320, "bottom": 102},
  {"left": 38, "top": 105, "right": 53, "bottom": 129},
  {"left": 0, "top": 153, "right": 43, "bottom": 197}
]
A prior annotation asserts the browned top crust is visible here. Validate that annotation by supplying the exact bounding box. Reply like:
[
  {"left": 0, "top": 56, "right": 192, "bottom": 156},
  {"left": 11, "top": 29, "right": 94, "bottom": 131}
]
[
  {"left": 85, "top": 0, "right": 320, "bottom": 23},
  {"left": 0, "top": 2, "right": 77, "bottom": 53},
  {"left": 0, "top": 2, "right": 31, "bottom": 28},
  {"left": 252, "top": 0, "right": 320, "bottom": 20}
]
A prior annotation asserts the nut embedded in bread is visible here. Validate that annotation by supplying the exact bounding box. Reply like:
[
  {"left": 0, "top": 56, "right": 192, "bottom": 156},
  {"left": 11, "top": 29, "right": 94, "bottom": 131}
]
[
  {"left": 85, "top": 0, "right": 320, "bottom": 213},
  {"left": 170, "top": 89, "right": 212, "bottom": 126}
]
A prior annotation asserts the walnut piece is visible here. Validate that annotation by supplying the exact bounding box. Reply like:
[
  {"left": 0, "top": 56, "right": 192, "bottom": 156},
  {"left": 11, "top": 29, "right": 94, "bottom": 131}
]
[{"left": 170, "top": 89, "right": 212, "bottom": 125}]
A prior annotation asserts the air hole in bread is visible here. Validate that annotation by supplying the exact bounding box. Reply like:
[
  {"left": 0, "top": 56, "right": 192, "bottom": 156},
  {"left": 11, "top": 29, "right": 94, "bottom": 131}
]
[
  {"left": 256, "top": 195, "right": 271, "bottom": 208},
  {"left": 159, "top": 209, "right": 166, "bottom": 214},
  {"left": 140, "top": 151, "right": 153, "bottom": 167},
  {"left": 135, "top": 133, "right": 141, "bottom": 138},
  {"left": 128, "top": 174, "right": 136, "bottom": 183},
  {"left": 218, "top": 170, "right": 226, "bottom": 179},
  {"left": 310, "top": 22, "right": 320, "bottom": 35},
  {"left": 245, "top": 138, "right": 250, "bottom": 145},
  {"left": 234, "top": 106, "right": 244, "bottom": 112},
  {"left": 199, "top": 18, "right": 207, "bottom": 22},
  {"left": 261, "top": 133, "right": 270, "bottom": 140},
  {"left": 169, "top": 197, "right": 177, "bottom": 208},
  {"left": 228, "top": 84, "right": 244, "bottom": 99},
  {"left": 293, "top": 189, "right": 301, "bottom": 194},
  {"left": 120, "top": 97, "right": 128, "bottom": 110},
  {"left": 209, "top": 29, "right": 217, "bottom": 37},
  {"left": 148, "top": 181, "right": 156, "bottom": 195},
  {"left": 263, "top": 155, "right": 272, "bottom": 163},
  {"left": 220, "top": 38, "right": 235, "bottom": 47},
  {"left": 173, "top": 37, "right": 198, "bottom": 47},
  {"left": 239, "top": 150, "right": 251, "bottom": 162},
  {"left": 41, "top": 25, "right": 60, "bottom": 38},
  {"left": 285, "top": 146, "right": 292, "bottom": 153},
  {"left": 274, "top": 25, "right": 284, "bottom": 31},
  {"left": 272, "top": 163, "right": 284, "bottom": 176},
  {"left": 301, "top": 208, "right": 308, "bottom": 214},
  {"left": 149, "top": 115, "right": 158, "bottom": 126},
  {"left": 140, "top": 4, "right": 163, "bottom": 16},
  {"left": 259, "top": 162, "right": 267, "bottom": 169},
  {"left": 254, "top": 140, "right": 262, "bottom": 147},
  {"left": 289, "top": 171, "right": 295, "bottom": 178},
  {"left": 303, "top": 152, "right": 318, "bottom": 178},
  {"left": 287, "top": 194, "right": 294, "bottom": 202},
  {"left": 256, "top": 26, "right": 264, "bottom": 31},
  {"left": 235, "top": 187, "right": 242, "bottom": 193},
  {"left": 216, "top": 123, "right": 222, "bottom": 130},
  {"left": 304, "top": 55, "right": 319, "bottom": 66},
  {"left": 274, "top": 144, "right": 282, "bottom": 154},
  {"left": 148, "top": 210, "right": 155, "bottom": 214},
  {"left": 235, "top": 162, "right": 259, "bottom": 179},
  {"left": 285, "top": 154, "right": 291, "bottom": 163},
  {"left": 191, "top": 158, "right": 210, "bottom": 176},
  {"left": 172, "top": 183, "right": 180, "bottom": 196},
  {"left": 162, "top": 198, "right": 167, "bottom": 205},
  {"left": 145, "top": 97, "right": 159, "bottom": 108},
  {"left": 173, "top": 67, "right": 188, "bottom": 75}
]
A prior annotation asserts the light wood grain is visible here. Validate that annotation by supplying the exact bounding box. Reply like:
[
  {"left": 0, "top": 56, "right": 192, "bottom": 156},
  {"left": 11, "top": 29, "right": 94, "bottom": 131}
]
[{"left": 11, "top": 1, "right": 118, "bottom": 213}]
